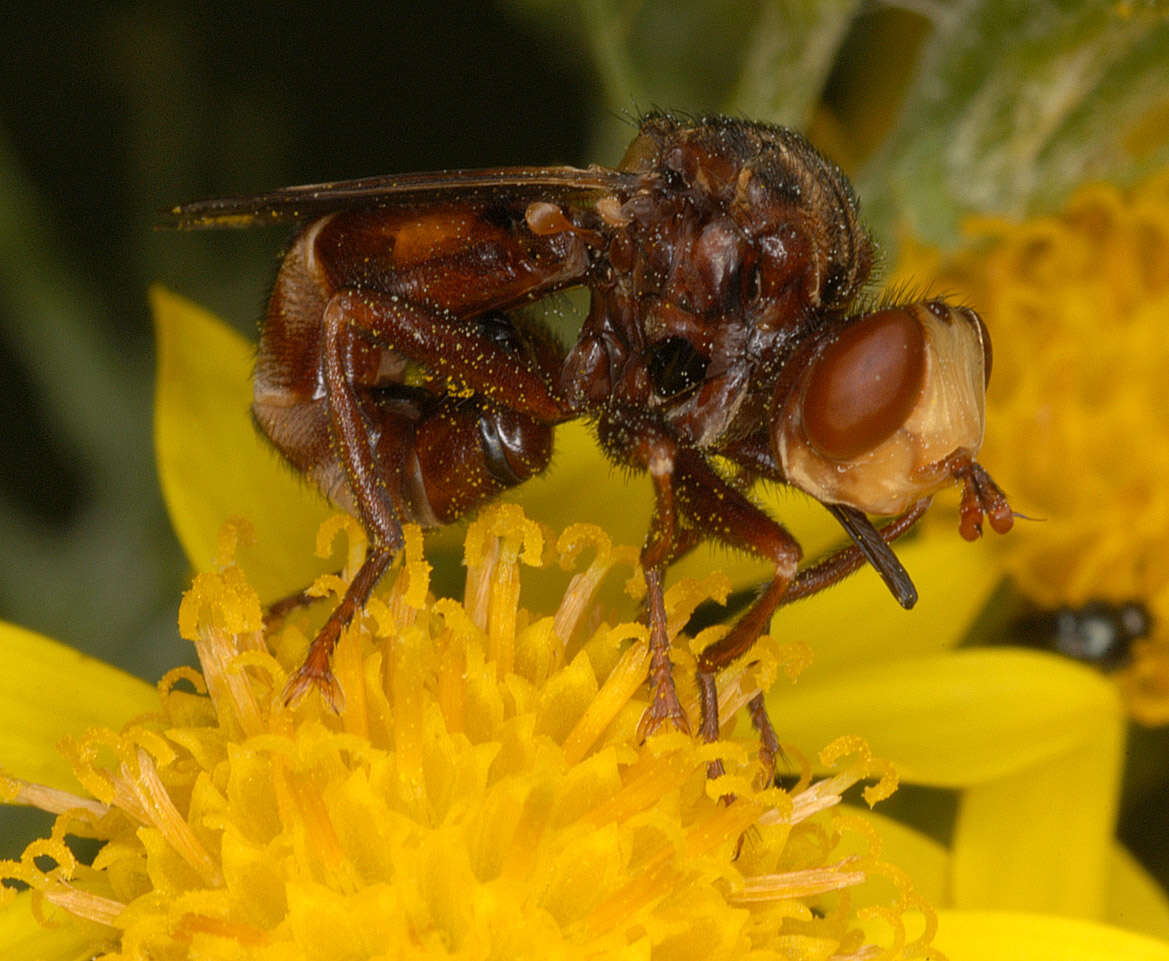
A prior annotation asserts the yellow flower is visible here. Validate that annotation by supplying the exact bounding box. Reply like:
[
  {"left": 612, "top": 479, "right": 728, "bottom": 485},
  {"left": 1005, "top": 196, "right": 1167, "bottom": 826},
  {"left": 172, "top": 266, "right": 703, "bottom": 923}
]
[
  {"left": 145, "top": 268, "right": 1169, "bottom": 940},
  {"left": 0, "top": 290, "right": 934, "bottom": 959},
  {"left": 2, "top": 498, "right": 935, "bottom": 960},
  {"left": 3, "top": 283, "right": 1168, "bottom": 960},
  {"left": 892, "top": 168, "right": 1169, "bottom": 724}
]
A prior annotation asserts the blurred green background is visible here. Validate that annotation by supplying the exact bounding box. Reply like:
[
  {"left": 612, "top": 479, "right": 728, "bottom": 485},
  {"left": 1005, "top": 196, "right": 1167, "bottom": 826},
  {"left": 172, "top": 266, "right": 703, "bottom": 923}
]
[{"left": 3, "top": 0, "right": 1169, "bottom": 903}]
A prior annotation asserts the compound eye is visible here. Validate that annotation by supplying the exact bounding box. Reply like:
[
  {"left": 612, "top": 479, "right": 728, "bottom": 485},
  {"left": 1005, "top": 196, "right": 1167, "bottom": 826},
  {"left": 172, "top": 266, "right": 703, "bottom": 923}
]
[{"left": 802, "top": 308, "right": 927, "bottom": 461}]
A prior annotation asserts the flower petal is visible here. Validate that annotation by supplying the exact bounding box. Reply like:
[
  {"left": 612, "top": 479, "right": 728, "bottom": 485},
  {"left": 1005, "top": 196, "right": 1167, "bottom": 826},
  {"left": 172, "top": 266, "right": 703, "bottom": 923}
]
[
  {"left": 6, "top": 511, "right": 942, "bottom": 958},
  {"left": 935, "top": 909, "right": 1169, "bottom": 961},
  {"left": 151, "top": 286, "right": 332, "bottom": 601},
  {"left": 769, "top": 526, "right": 1003, "bottom": 677},
  {"left": 508, "top": 420, "right": 651, "bottom": 548},
  {"left": 0, "top": 890, "right": 107, "bottom": 961},
  {"left": 0, "top": 621, "right": 155, "bottom": 791},
  {"left": 1109, "top": 844, "right": 1169, "bottom": 941},
  {"left": 766, "top": 648, "right": 1122, "bottom": 787},
  {"left": 840, "top": 807, "right": 951, "bottom": 907},
  {"left": 952, "top": 691, "right": 1123, "bottom": 918},
  {"left": 834, "top": 815, "right": 1169, "bottom": 937}
]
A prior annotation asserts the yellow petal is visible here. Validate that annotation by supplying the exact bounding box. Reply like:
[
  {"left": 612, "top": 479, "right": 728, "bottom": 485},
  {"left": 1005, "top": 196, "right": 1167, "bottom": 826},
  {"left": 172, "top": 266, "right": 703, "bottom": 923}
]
[
  {"left": 1109, "top": 844, "right": 1169, "bottom": 941},
  {"left": 509, "top": 420, "right": 652, "bottom": 548},
  {"left": 770, "top": 528, "right": 1003, "bottom": 677},
  {"left": 0, "top": 621, "right": 156, "bottom": 792},
  {"left": 834, "top": 816, "right": 1169, "bottom": 937},
  {"left": 0, "top": 890, "right": 108, "bottom": 961},
  {"left": 952, "top": 694, "right": 1123, "bottom": 919},
  {"left": 935, "top": 910, "right": 1169, "bottom": 961},
  {"left": 766, "top": 648, "right": 1121, "bottom": 786},
  {"left": 151, "top": 286, "right": 332, "bottom": 601}
]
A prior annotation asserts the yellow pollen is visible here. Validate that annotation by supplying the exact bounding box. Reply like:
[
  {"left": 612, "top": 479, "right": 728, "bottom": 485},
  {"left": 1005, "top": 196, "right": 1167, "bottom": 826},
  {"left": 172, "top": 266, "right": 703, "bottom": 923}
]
[{"left": 3, "top": 506, "right": 937, "bottom": 960}]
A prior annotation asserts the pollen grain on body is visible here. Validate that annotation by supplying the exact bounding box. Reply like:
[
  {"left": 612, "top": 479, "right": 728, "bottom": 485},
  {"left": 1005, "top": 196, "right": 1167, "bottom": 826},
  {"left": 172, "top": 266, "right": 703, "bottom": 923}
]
[{"left": 2, "top": 507, "right": 935, "bottom": 960}]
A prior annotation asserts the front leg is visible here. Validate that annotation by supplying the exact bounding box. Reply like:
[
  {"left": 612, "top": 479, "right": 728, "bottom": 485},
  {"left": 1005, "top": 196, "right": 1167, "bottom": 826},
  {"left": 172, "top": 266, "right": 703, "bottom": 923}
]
[
  {"left": 782, "top": 499, "right": 931, "bottom": 607},
  {"left": 738, "top": 498, "right": 932, "bottom": 777},
  {"left": 604, "top": 420, "right": 804, "bottom": 757},
  {"left": 637, "top": 434, "right": 692, "bottom": 737}
]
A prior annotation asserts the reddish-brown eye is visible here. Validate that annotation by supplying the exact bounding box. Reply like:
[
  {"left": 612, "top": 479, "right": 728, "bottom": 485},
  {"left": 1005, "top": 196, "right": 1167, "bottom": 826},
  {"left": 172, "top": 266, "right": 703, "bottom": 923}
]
[{"left": 801, "top": 308, "right": 927, "bottom": 461}]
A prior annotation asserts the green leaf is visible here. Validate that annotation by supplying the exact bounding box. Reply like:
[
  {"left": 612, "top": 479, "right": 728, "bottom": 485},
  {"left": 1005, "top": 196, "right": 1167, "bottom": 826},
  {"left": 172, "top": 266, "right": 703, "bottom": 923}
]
[
  {"left": 506, "top": 0, "right": 862, "bottom": 156},
  {"left": 864, "top": 0, "right": 1169, "bottom": 246}
]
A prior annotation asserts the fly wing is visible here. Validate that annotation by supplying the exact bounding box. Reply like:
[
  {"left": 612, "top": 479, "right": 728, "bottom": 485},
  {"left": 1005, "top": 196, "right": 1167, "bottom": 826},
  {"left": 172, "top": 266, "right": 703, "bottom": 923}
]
[{"left": 163, "top": 166, "right": 636, "bottom": 229}]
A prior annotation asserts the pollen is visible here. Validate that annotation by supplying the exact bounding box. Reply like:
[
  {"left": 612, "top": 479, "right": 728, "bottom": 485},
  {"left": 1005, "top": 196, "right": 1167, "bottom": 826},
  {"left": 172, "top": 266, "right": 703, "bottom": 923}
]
[
  {"left": 3, "top": 508, "right": 936, "bottom": 960},
  {"left": 893, "top": 166, "right": 1169, "bottom": 722}
]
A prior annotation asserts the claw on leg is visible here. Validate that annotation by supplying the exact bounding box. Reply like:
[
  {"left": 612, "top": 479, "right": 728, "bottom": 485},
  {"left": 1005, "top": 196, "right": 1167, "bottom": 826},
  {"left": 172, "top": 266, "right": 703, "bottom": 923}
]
[
  {"left": 637, "top": 567, "right": 691, "bottom": 739},
  {"left": 281, "top": 607, "right": 348, "bottom": 712},
  {"left": 697, "top": 671, "right": 725, "bottom": 780},
  {"left": 283, "top": 658, "right": 346, "bottom": 713},
  {"left": 280, "top": 545, "right": 395, "bottom": 712},
  {"left": 747, "top": 691, "right": 782, "bottom": 784},
  {"left": 637, "top": 673, "right": 691, "bottom": 740}
]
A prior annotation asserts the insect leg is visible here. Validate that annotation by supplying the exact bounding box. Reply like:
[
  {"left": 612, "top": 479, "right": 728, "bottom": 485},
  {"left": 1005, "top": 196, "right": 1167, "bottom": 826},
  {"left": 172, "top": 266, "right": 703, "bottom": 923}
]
[
  {"left": 326, "top": 289, "right": 567, "bottom": 422},
  {"left": 734, "top": 499, "right": 930, "bottom": 778},
  {"left": 637, "top": 435, "right": 693, "bottom": 738},
  {"left": 282, "top": 297, "right": 409, "bottom": 709},
  {"left": 264, "top": 574, "right": 340, "bottom": 630},
  {"left": 282, "top": 293, "right": 565, "bottom": 709},
  {"left": 666, "top": 451, "right": 801, "bottom": 773},
  {"left": 950, "top": 456, "right": 1014, "bottom": 540},
  {"left": 399, "top": 396, "right": 555, "bottom": 525}
]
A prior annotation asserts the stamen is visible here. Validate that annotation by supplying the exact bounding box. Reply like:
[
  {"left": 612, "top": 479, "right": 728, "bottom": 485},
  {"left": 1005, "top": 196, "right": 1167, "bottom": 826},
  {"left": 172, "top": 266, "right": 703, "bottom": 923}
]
[
  {"left": 5, "top": 509, "right": 931, "bottom": 958},
  {"left": 1, "top": 774, "right": 107, "bottom": 817}
]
